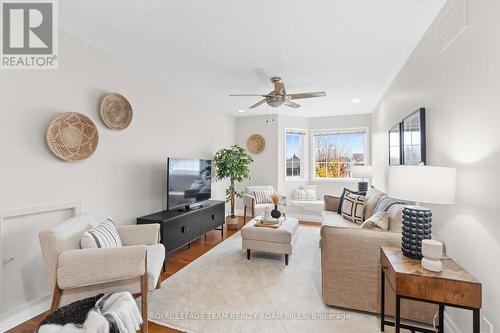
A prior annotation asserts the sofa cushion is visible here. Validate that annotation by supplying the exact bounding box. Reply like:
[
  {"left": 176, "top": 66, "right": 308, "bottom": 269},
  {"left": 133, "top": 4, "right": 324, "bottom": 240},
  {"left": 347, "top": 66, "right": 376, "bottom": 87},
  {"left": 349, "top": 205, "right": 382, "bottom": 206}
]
[
  {"left": 341, "top": 193, "right": 366, "bottom": 224},
  {"left": 324, "top": 195, "right": 341, "bottom": 212},
  {"left": 321, "top": 211, "right": 359, "bottom": 229},
  {"left": 364, "top": 188, "right": 386, "bottom": 219},
  {"left": 386, "top": 204, "right": 405, "bottom": 232}
]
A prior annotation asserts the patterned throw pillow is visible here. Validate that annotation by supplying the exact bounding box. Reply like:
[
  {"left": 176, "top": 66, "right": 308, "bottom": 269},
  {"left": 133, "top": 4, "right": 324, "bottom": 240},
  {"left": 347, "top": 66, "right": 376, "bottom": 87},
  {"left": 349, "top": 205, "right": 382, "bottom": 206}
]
[
  {"left": 341, "top": 193, "right": 366, "bottom": 224},
  {"left": 360, "top": 212, "right": 390, "bottom": 230},
  {"left": 81, "top": 219, "right": 122, "bottom": 249},
  {"left": 253, "top": 190, "right": 272, "bottom": 204},
  {"left": 373, "top": 196, "right": 410, "bottom": 215},
  {"left": 337, "top": 188, "right": 357, "bottom": 214}
]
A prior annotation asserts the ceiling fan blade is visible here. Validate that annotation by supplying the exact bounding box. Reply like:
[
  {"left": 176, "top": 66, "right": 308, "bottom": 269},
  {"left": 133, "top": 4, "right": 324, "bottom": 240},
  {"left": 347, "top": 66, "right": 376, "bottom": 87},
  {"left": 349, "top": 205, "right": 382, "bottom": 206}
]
[
  {"left": 284, "top": 100, "right": 300, "bottom": 108},
  {"left": 230, "top": 94, "right": 268, "bottom": 97},
  {"left": 287, "top": 92, "right": 327, "bottom": 100},
  {"left": 249, "top": 99, "right": 266, "bottom": 109}
]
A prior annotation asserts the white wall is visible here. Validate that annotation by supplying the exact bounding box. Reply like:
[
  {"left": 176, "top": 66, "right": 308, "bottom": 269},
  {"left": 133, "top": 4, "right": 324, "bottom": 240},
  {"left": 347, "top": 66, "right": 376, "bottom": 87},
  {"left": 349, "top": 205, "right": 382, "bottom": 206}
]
[
  {"left": 371, "top": 0, "right": 500, "bottom": 329},
  {"left": 0, "top": 32, "right": 235, "bottom": 220},
  {"left": 235, "top": 115, "right": 278, "bottom": 209},
  {"left": 0, "top": 31, "right": 235, "bottom": 324}
]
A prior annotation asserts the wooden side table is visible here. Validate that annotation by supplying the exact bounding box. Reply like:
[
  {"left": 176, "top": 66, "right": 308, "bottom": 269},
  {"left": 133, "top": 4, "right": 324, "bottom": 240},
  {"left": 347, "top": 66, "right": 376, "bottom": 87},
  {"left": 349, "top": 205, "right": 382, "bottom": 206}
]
[{"left": 380, "top": 246, "right": 482, "bottom": 333}]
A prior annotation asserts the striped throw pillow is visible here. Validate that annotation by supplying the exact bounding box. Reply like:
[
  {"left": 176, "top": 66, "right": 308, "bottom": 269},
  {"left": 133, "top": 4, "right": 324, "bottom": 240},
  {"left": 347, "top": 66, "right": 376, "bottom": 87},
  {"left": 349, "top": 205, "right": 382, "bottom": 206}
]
[
  {"left": 81, "top": 219, "right": 122, "bottom": 249},
  {"left": 253, "top": 190, "right": 272, "bottom": 204},
  {"left": 341, "top": 193, "right": 366, "bottom": 224}
]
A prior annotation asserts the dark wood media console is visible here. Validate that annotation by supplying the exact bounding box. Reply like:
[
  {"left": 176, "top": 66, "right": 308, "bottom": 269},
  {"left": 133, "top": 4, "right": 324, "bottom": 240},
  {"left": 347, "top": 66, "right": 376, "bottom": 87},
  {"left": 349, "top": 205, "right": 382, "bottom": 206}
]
[{"left": 137, "top": 200, "right": 225, "bottom": 255}]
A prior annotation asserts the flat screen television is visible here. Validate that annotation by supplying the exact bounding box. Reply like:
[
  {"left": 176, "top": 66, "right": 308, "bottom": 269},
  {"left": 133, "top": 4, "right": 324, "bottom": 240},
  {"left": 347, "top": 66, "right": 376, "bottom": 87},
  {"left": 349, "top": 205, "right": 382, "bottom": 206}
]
[{"left": 166, "top": 157, "right": 212, "bottom": 210}]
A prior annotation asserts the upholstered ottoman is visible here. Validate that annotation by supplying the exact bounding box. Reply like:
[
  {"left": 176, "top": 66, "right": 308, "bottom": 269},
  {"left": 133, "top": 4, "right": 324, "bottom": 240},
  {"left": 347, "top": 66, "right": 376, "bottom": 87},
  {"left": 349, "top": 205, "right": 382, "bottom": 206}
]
[{"left": 241, "top": 217, "right": 299, "bottom": 265}]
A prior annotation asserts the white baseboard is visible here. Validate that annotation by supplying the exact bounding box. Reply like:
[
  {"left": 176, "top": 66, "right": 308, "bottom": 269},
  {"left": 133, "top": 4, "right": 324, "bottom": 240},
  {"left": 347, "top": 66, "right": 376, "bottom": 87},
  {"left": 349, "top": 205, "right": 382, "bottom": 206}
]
[
  {"left": 444, "top": 311, "right": 464, "bottom": 333},
  {"left": 0, "top": 294, "right": 51, "bottom": 332}
]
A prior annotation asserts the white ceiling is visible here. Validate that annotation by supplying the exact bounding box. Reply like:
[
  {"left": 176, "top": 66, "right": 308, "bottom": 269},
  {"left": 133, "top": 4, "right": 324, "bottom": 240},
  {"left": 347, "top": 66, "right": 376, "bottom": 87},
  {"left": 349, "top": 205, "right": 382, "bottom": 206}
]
[{"left": 60, "top": 0, "right": 445, "bottom": 118}]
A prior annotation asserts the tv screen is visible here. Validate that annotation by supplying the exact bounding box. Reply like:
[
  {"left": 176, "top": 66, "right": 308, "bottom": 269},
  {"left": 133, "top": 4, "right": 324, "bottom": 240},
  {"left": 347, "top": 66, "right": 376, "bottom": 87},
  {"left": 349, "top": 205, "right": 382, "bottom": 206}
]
[{"left": 167, "top": 158, "right": 212, "bottom": 210}]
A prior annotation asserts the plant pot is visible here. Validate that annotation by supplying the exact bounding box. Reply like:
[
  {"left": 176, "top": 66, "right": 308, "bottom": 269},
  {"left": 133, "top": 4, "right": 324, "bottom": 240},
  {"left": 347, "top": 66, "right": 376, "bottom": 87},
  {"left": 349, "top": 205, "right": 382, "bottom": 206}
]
[{"left": 226, "top": 215, "right": 240, "bottom": 230}]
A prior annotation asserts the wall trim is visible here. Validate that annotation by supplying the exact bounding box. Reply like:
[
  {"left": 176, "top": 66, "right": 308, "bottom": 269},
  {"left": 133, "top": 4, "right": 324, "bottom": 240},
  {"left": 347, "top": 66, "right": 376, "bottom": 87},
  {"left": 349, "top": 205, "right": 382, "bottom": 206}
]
[{"left": 0, "top": 201, "right": 81, "bottom": 332}]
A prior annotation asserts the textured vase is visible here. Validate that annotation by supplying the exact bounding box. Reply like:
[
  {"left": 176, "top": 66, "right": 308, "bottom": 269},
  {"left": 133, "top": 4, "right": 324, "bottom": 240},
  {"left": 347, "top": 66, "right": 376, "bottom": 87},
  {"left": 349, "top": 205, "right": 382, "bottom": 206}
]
[
  {"left": 271, "top": 205, "right": 281, "bottom": 219},
  {"left": 401, "top": 206, "right": 432, "bottom": 259}
]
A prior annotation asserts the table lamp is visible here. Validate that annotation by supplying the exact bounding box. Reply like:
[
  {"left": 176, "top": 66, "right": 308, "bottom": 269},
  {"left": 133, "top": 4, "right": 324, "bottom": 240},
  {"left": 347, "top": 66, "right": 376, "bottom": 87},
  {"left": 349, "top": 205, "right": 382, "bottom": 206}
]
[
  {"left": 351, "top": 165, "right": 373, "bottom": 195},
  {"left": 388, "top": 166, "right": 456, "bottom": 259}
]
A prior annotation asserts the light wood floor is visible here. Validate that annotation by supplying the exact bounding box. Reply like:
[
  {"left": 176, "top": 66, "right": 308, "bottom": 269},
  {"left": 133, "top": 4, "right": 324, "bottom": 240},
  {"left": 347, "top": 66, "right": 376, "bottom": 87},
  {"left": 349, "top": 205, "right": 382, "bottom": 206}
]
[{"left": 8, "top": 217, "right": 319, "bottom": 333}]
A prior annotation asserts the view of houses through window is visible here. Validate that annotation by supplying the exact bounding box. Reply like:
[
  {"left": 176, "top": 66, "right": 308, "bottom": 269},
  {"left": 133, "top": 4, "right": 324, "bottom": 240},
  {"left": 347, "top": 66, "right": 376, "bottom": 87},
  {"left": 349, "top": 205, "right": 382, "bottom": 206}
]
[
  {"left": 285, "top": 129, "right": 306, "bottom": 178},
  {"left": 313, "top": 130, "right": 366, "bottom": 179}
]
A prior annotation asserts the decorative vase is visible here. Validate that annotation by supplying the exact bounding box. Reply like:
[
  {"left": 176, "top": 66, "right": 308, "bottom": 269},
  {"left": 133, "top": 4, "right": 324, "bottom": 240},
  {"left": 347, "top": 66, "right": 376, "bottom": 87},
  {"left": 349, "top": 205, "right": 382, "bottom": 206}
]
[{"left": 271, "top": 205, "right": 281, "bottom": 219}]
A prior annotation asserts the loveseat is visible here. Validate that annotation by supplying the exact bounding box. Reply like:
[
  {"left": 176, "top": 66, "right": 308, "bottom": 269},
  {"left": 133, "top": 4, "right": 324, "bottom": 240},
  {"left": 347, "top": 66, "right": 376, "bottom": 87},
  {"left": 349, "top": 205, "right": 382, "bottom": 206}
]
[{"left": 320, "top": 188, "right": 437, "bottom": 324}]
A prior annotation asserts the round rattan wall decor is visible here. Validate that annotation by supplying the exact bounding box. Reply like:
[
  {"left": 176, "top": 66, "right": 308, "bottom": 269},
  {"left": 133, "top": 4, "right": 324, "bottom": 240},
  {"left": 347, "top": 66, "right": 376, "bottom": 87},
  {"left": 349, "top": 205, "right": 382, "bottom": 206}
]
[
  {"left": 100, "top": 93, "right": 133, "bottom": 130},
  {"left": 46, "top": 112, "right": 99, "bottom": 161},
  {"left": 246, "top": 134, "right": 265, "bottom": 154}
]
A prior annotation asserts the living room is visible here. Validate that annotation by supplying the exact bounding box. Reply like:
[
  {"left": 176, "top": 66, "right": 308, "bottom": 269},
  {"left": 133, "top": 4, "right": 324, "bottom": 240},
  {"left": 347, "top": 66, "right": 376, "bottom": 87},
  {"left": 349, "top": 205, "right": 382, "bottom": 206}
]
[{"left": 1, "top": 0, "right": 498, "bottom": 332}]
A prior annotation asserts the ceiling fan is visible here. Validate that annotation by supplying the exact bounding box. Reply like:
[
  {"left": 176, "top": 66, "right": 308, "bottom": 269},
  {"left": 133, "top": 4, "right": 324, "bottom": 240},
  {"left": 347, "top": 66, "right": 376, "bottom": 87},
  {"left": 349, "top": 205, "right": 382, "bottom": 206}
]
[{"left": 230, "top": 76, "right": 326, "bottom": 109}]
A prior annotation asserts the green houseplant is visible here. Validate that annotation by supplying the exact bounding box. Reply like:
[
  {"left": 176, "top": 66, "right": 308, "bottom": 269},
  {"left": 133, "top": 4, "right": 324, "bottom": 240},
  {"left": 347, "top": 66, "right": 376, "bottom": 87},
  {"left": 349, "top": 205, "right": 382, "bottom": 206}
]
[{"left": 213, "top": 145, "right": 253, "bottom": 228}]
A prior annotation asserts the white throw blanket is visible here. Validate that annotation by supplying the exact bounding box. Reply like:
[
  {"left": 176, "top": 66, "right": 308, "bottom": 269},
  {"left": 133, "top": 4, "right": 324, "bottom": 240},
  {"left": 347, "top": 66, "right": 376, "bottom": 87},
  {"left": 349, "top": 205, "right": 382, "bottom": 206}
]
[{"left": 37, "top": 292, "right": 142, "bottom": 333}]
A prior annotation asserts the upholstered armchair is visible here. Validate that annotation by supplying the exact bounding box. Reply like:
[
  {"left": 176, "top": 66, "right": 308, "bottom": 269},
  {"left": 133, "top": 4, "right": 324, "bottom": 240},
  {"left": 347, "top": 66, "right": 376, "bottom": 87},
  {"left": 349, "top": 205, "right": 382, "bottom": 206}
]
[
  {"left": 243, "top": 185, "right": 287, "bottom": 223},
  {"left": 39, "top": 213, "right": 165, "bottom": 333}
]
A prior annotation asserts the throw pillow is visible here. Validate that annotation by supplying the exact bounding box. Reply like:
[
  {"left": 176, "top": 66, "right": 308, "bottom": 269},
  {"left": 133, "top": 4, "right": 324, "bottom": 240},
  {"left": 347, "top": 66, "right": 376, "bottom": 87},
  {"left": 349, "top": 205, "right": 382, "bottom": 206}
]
[
  {"left": 360, "top": 212, "right": 390, "bottom": 230},
  {"left": 295, "top": 189, "right": 307, "bottom": 200},
  {"left": 305, "top": 189, "right": 317, "bottom": 200},
  {"left": 373, "top": 196, "right": 410, "bottom": 214},
  {"left": 253, "top": 190, "right": 272, "bottom": 204},
  {"left": 324, "top": 195, "right": 341, "bottom": 212},
  {"left": 337, "top": 188, "right": 357, "bottom": 214},
  {"left": 81, "top": 219, "right": 122, "bottom": 249},
  {"left": 341, "top": 193, "right": 366, "bottom": 224},
  {"left": 364, "top": 192, "right": 386, "bottom": 220}
]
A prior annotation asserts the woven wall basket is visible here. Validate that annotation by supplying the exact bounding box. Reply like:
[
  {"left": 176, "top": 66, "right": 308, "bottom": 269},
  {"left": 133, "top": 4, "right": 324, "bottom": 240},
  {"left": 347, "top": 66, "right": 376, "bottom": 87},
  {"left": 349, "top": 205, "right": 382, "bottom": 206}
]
[
  {"left": 100, "top": 93, "right": 133, "bottom": 130},
  {"left": 46, "top": 112, "right": 99, "bottom": 161},
  {"left": 246, "top": 134, "right": 265, "bottom": 154}
]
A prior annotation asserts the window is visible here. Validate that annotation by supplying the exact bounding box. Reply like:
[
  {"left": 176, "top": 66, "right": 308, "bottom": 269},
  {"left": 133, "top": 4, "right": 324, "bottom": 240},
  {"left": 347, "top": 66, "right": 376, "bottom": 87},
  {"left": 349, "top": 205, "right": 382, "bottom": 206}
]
[
  {"left": 285, "top": 129, "right": 306, "bottom": 179},
  {"left": 313, "top": 129, "right": 366, "bottom": 179}
]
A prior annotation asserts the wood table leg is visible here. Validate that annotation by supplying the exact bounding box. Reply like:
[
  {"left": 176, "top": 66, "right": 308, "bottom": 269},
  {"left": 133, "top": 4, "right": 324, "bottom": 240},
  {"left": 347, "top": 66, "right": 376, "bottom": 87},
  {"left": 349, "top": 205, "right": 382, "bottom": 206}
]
[
  {"left": 473, "top": 309, "right": 480, "bottom": 333},
  {"left": 247, "top": 249, "right": 250, "bottom": 260},
  {"left": 285, "top": 254, "right": 289, "bottom": 266},
  {"left": 380, "top": 267, "right": 385, "bottom": 332},
  {"left": 395, "top": 295, "right": 401, "bottom": 333}
]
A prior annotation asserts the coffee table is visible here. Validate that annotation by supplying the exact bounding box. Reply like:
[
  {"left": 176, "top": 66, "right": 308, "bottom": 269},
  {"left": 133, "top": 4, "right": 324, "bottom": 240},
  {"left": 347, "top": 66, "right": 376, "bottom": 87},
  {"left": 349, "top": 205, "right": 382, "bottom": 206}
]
[{"left": 241, "top": 216, "right": 299, "bottom": 265}]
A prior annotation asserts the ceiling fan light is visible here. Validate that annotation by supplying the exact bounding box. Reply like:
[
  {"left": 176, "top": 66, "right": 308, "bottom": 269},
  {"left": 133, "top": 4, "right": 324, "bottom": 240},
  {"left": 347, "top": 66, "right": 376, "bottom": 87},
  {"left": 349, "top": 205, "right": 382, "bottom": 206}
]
[{"left": 268, "top": 100, "right": 284, "bottom": 108}]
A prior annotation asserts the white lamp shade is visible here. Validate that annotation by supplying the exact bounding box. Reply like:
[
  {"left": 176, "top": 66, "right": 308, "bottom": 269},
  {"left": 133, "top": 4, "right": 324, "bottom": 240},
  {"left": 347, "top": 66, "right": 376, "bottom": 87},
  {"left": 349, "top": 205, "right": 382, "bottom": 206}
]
[
  {"left": 352, "top": 165, "right": 373, "bottom": 179},
  {"left": 388, "top": 166, "right": 456, "bottom": 204}
]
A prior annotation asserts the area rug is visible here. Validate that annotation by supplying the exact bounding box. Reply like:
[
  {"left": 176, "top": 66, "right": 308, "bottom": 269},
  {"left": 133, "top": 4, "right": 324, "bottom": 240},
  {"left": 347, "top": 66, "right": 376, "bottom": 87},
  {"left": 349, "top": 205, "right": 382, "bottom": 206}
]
[{"left": 145, "top": 226, "right": 381, "bottom": 333}]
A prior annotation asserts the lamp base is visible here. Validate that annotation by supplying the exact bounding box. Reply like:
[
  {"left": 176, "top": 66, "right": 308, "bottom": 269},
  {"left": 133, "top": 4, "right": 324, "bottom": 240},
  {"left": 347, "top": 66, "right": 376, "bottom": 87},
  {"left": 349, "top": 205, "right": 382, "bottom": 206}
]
[
  {"left": 357, "top": 181, "right": 368, "bottom": 195},
  {"left": 401, "top": 206, "right": 432, "bottom": 259},
  {"left": 421, "top": 257, "right": 442, "bottom": 272}
]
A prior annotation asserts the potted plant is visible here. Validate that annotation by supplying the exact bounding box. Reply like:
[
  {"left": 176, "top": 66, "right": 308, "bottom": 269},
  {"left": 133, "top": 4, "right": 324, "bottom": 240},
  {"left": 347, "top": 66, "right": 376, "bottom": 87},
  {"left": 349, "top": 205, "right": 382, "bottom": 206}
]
[{"left": 213, "top": 145, "right": 253, "bottom": 229}]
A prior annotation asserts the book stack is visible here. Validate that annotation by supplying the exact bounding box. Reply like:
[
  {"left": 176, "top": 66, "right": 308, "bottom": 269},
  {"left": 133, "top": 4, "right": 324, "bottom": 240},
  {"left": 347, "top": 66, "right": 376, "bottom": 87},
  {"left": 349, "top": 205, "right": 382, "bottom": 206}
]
[{"left": 254, "top": 216, "right": 284, "bottom": 228}]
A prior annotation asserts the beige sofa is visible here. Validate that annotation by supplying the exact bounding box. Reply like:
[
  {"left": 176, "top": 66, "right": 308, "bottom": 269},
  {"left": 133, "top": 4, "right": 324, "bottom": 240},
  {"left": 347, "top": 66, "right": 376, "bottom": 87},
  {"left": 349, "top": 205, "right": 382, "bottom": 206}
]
[{"left": 320, "top": 188, "right": 437, "bottom": 324}]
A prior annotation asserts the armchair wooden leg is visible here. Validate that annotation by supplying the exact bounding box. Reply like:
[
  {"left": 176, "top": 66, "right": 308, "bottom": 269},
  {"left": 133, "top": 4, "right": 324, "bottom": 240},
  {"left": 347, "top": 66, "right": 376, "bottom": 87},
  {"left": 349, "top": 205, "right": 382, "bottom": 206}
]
[
  {"left": 156, "top": 276, "right": 161, "bottom": 290},
  {"left": 50, "top": 282, "right": 62, "bottom": 313},
  {"left": 251, "top": 206, "right": 255, "bottom": 219},
  {"left": 141, "top": 256, "right": 149, "bottom": 333},
  {"left": 243, "top": 206, "right": 247, "bottom": 224}
]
